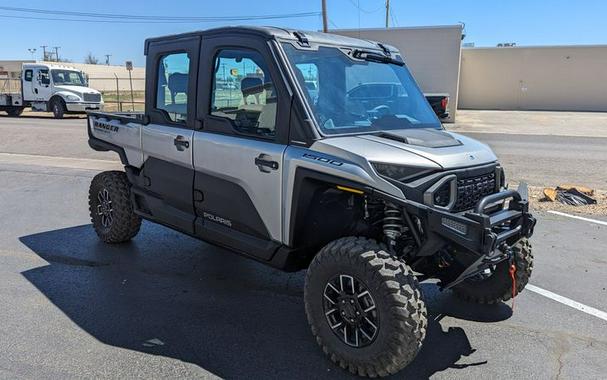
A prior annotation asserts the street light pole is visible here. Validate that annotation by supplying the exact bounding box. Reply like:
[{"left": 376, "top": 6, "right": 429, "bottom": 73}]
[
  {"left": 385, "top": 0, "right": 390, "bottom": 28},
  {"left": 27, "top": 48, "right": 37, "bottom": 60}
]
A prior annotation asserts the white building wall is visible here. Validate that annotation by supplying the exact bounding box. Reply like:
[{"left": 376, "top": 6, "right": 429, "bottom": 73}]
[
  {"left": 330, "top": 25, "right": 464, "bottom": 122},
  {"left": 0, "top": 60, "right": 145, "bottom": 92},
  {"left": 459, "top": 45, "right": 607, "bottom": 111}
]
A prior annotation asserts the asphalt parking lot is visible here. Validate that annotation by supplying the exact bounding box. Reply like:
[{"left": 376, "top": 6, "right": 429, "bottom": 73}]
[{"left": 0, "top": 113, "right": 606, "bottom": 379}]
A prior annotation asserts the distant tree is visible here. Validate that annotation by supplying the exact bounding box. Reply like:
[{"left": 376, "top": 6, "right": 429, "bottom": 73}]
[{"left": 84, "top": 52, "right": 99, "bottom": 65}]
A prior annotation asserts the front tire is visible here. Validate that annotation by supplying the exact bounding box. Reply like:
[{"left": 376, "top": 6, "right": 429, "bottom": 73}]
[
  {"left": 51, "top": 99, "right": 65, "bottom": 119},
  {"left": 452, "top": 239, "right": 533, "bottom": 304},
  {"left": 89, "top": 171, "right": 141, "bottom": 243},
  {"left": 305, "top": 237, "right": 427, "bottom": 377}
]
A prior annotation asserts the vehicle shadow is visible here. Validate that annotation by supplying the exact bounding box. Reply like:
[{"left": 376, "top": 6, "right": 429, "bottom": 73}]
[{"left": 19, "top": 223, "right": 508, "bottom": 379}]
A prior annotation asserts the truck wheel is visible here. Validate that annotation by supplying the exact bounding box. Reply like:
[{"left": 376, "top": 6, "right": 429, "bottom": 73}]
[
  {"left": 89, "top": 171, "right": 141, "bottom": 243},
  {"left": 51, "top": 99, "right": 65, "bottom": 119},
  {"left": 452, "top": 239, "right": 533, "bottom": 304},
  {"left": 305, "top": 237, "right": 427, "bottom": 377},
  {"left": 6, "top": 107, "right": 24, "bottom": 117}
]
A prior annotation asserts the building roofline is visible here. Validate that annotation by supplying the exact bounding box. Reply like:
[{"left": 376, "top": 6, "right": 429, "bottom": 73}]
[
  {"left": 464, "top": 43, "right": 607, "bottom": 50},
  {"left": 329, "top": 24, "right": 464, "bottom": 33}
]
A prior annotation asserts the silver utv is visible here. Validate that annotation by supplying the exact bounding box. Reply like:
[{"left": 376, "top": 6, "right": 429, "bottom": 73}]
[{"left": 86, "top": 27, "right": 535, "bottom": 378}]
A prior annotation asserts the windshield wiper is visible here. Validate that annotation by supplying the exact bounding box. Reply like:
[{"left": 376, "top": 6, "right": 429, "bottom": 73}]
[{"left": 352, "top": 49, "right": 404, "bottom": 66}]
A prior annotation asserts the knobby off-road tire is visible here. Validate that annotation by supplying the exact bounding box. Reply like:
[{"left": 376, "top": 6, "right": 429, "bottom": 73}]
[
  {"left": 453, "top": 238, "right": 533, "bottom": 304},
  {"left": 89, "top": 171, "right": 141, "bottom": 243},
  {"left": 305, "top": 237, "right": 427, "bottom": 377}
]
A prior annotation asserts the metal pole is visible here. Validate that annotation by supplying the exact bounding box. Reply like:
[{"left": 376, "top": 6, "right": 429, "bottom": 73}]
[
  {"left": 114, "top": 73, "right": 121, "bottom": 112},
  {"left": 322, "top": 0, "right": 328, "bottom": 32},
  {"left": 53, "top": 46, "right": 60, "bottom": 62},
  {"left": 385, "top": 0, "right": 390, "bottom": 28},
  {"left": 128, "top": 70, "right": 134, "bottom": 111},
  {"left": 40, "top": 45, "right": 47, "bottom": 61}
]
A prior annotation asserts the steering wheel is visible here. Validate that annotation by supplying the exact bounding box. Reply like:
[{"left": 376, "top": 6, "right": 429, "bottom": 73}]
[{"left": 372, "top": 105, "right": 392, "bottom": 117}]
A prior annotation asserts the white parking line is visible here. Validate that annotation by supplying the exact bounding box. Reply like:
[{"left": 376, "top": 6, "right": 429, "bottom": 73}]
[
  {"left": 0, "top": 152, "right": 121, "bottom": 171},
  {"left": 547, "top": 210, "right": 607, "bottom": 226},
  {"left": 526, "top": 284, "right": 607, "bottom": 322}
]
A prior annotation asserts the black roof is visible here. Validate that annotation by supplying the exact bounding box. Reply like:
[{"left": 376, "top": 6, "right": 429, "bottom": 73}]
[{"left": 144, "top": 26, "right": 398, "bottom": 54}]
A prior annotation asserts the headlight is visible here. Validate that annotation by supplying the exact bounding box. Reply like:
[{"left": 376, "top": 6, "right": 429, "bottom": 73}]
[
  {"left": 65, "top": 94, "right": 81, "bottom": 101},
  {"left": 371, "top": 162, "right": 432, "bottom": 182},
  {"left": 498, "top": 166, "right": 506, "bottom": 189}
]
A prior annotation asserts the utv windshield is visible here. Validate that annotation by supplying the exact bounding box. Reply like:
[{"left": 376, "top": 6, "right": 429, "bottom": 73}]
[
  {"left": 51, "top": 70, "right": 86, "bottom": 86},
  {"left": 282, "top": 43, "right": 441, "bottom": 135}
]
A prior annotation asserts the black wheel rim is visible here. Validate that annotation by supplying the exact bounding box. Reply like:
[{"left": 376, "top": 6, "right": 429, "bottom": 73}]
[
  {"left": 96, "top": 188, "right": 113, "bottom": 228},
  {"left": 323, "top": 274, "right": 379, "bottom": 348}
]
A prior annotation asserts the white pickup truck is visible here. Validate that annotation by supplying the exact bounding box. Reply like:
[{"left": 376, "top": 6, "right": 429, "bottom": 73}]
[{"left": 0, "top": 62, "right": 104, "bottom": 118}]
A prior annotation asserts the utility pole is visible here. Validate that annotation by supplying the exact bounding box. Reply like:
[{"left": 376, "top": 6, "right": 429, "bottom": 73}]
[
  {"left": 385, "top": 0, "right": 390, "bottom": 28},
  {"left": 104, "top": 54, "right": 111, "bottom": 65},
  {"left": 53, "top": 46, "right": 60, "bottom": 62},
  {"left": 321, "top": 0, "right": 328, "bottom": 32},
  {"left": 40, "top": 45, "right": 48, "bottom": 61}
]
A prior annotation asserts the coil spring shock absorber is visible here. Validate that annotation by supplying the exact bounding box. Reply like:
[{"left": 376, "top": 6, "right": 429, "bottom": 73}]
[{"left": 383, "top": 204, "right": 405, "bottom": 246}]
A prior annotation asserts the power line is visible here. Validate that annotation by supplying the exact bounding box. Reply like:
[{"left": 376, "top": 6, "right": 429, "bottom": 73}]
[
  {"left": 0, "top": 13, "right": 320, "bottom": 24},
  {"left": 0, "top": 6, "right": 320, "bottom": 22},
  {"left": 347, "top": 0, "right": 384, "bottom": 14},
  {"left": 389, "top": 7, "right": 398, "bottom": 27}
]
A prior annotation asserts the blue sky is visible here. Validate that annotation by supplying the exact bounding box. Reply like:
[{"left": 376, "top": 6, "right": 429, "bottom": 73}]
[{"left": 2, "top": 0, "right": 606, "bottom": 66}]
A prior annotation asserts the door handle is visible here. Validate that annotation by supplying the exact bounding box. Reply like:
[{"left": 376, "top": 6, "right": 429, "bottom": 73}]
[
  {"left": 174, "top": 135, "right": 190, "bottom": 151},
  {"left": 255, "top": 154, "right": 279, "bottom": 172}
]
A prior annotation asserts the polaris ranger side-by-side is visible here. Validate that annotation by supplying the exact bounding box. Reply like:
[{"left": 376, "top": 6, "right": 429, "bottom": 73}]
[{"left": 86, "top": 27, "right": 535, "bottom": 377}]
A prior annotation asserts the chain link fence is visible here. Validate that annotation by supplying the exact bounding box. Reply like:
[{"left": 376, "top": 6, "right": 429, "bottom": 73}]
[{"left": 88, "top": 77, "right": 146, "bottom": 112}]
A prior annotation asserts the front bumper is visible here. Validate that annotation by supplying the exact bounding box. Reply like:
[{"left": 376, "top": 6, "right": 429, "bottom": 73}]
[
  {"left": 372, "top": 183, "right": 536, "bottom": 258},
  {"left": 66, "top": 102, "right": 104, "bottom": 112}
]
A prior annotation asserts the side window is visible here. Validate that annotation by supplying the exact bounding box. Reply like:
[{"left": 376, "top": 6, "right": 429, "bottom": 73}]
[
  {"left": 24, "top": 70, "right": 33, "bottom": 82},
  {"left": 210, "top": 49, "right": 277, "bottom": 138},
  {"left": 156, "top": 52, "right": 190, "bottom": 123},
  {"left": 39, "top": 69, "right": 50, "bottom": 85}
]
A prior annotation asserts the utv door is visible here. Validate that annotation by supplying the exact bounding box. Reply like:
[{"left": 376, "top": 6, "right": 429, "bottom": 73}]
[
  {"left": 193, "top": 36, "right": 291, "bottom": 259},
  {"left": 137, "top": 36, "right": 200, "bottom": 234}
]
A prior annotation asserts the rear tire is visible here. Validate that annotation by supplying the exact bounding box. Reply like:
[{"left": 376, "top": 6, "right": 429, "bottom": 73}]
[
  {"left": 89, "top": 171, "right": 141, "bottom": 243},
  {"left": 305, "top": 237, "right": 427, "bottom": 377},
  {"left": 452, "top": 239, "right": 533, "bottom": 304},
  {"left": 51, "top": 98, "right": 65, "bottom": 119},
  {"left": 6, "top": 107, "right": 24, "bottom": 117}
]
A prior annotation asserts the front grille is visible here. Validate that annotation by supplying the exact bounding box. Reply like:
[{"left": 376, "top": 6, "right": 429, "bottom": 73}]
[
  {"left": 83, "top": 93, "right": 101, "bottom": 102},
  {"left": 454, "top": 172, "right": 496, "bottom": 211}
]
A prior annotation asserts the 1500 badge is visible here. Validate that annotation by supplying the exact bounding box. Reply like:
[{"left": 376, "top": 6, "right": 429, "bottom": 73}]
[
  {"left": 93, "top": 120, "right": 119, "bottom": 133},
  {"left": 302, "top": 153, "right": 343, "bottom": 166}
]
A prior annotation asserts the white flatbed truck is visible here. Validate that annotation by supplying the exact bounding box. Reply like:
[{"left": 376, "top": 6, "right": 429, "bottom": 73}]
[{"left": 0, "top": 62, "right": 103, "bottom": 118}]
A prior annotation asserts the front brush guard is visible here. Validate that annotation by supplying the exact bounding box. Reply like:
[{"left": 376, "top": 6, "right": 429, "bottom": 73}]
[{"left": 368, "top": 183, "right": 536, "bottom": 259}]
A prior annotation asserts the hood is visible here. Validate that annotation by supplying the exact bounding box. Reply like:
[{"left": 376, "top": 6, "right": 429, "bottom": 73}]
[
  {"left": 313, "top": 129, "right": 497, "bottom": 170},
  {"left": 54, "top": 85, "right": 100, "bottom": 96}
]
